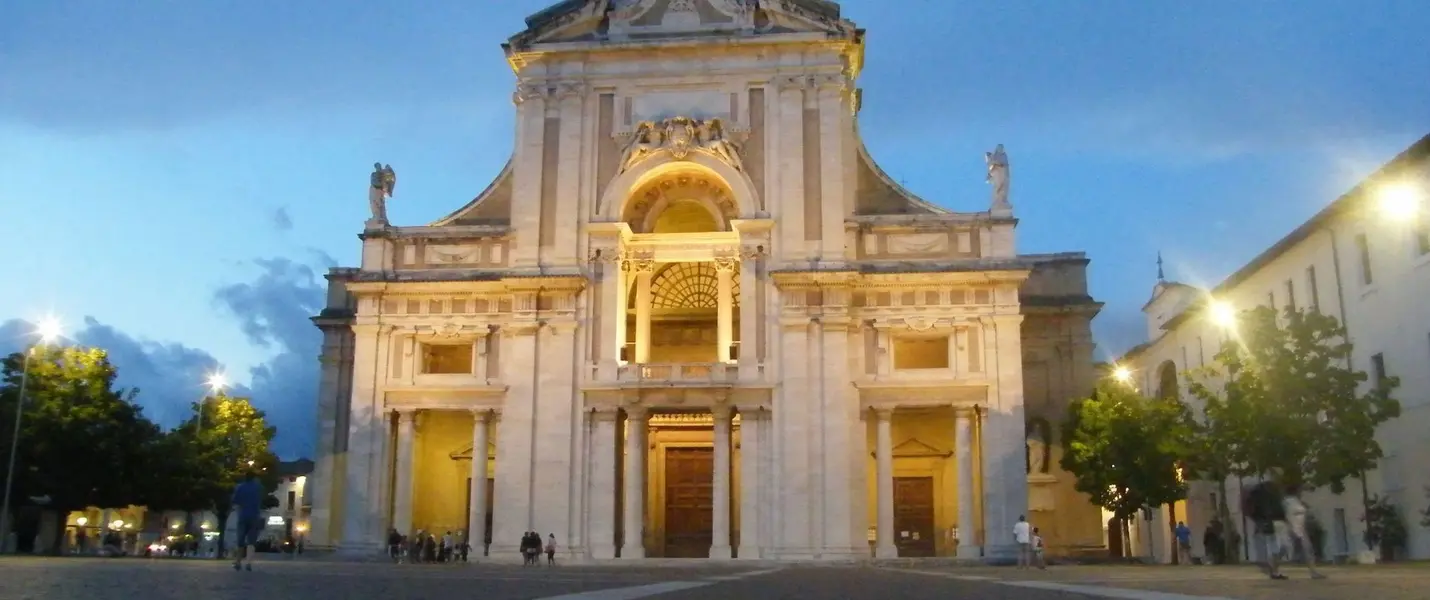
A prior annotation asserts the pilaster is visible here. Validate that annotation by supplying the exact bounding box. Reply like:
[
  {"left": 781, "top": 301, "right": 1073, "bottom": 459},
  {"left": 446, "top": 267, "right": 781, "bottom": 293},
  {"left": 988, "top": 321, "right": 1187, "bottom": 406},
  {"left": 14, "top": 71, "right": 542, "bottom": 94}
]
[
  {"left": 873, "top": 407, "right": 897, "bottom": 558},
  {"left": 531, "top": 320, "right": 580, "bottom": 550},
  {"left": 587, "top": 408, "right": 620, "bottom": 559},
  {"left": 979, "top": 314, "right": 1028, "bottom": 559},
  {"left": 736, "top": 407, "right": 763, "bottom": 559},
  {"left": 510, "top": 83, "right": 550, "bottom": 269},
  {"left": 814, "top": 74, "right": 852, "bottom": 262},
  {"left": 621, "top": 406, "right": 648, "bottom": 558},
  {"left": 392, "top": 409, "right": 417, "bottom": 535},
  {"left": 774, "top": 317, "right": 812, "bottom": 555},
  {"left": 491, "top": 324, "right": 539, "bottom": 554},
  {"left": 468, "top": 409, "right": 492, "bottom": 556},
  {"left": 710, "top": 404, "right": 734, "bottom": 558},
  {"left": 339, "top": 323, "right": 387, "bottom": 553},
  {"left": 774, "top": 76, "right": 807, "bottom": 260},
  {"left": 551, "top": 82, "right": 586, "bottom": 267},
  {"left": 955, "top": 407, "right": 981, "bottom": 558}
]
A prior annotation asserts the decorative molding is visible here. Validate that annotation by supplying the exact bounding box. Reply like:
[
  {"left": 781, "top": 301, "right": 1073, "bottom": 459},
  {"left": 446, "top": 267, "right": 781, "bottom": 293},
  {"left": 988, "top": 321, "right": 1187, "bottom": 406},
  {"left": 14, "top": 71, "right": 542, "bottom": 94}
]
[{"left": 617, "top": 116, "right": 749, "bottom": 174}]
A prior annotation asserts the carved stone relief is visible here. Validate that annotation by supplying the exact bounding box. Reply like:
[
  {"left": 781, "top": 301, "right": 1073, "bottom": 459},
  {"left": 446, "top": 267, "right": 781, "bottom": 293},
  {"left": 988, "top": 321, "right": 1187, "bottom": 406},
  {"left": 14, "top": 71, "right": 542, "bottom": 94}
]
[{"left": 617, "top": 116, "right": 749, "bottom": 174}]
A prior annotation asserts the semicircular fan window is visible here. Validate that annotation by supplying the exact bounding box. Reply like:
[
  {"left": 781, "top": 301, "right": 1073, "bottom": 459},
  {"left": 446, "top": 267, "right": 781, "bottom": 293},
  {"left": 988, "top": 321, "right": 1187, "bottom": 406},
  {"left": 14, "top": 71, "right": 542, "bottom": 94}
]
[{"left": 649, "top": 262, "right": 740, "bottom": 310}]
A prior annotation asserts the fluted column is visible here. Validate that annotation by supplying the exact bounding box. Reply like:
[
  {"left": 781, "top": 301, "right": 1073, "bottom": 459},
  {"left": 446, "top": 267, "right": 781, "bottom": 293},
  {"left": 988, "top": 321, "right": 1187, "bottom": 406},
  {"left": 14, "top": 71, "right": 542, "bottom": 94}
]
[
  {"left": 634, "top": 262, "right": 654, "bottom": 363},
  {"left": 468, "top": 409, "right": 491, "bottom": 556},
  {"left": 715, "top": 258, "right": 735, "bottom": 363},
  {"left": 710, "top": 404, "right": 734, "bottom": 558},
  {"left": 621, "top": 407, "right": 648, "bottom": 558},
  {"left": 392, "top": 409, "right": 417, "bottom": 536},
  {"left": 955, "top": 408, "right": 979, "bottom": 558},
  {"left": 874, "top": 407, "right": 897, "bottom": 558}
]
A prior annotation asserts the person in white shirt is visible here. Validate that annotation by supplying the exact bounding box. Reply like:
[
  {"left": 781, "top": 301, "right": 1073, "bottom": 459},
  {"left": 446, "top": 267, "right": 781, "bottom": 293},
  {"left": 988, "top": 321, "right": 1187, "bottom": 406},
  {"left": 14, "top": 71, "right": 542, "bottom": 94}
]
[
  {"left": 1013, "top": 515, "right": 1032, "bottom": 569},
  {"left": 1282, "top": 485, "right": 1327, "bottom": 579}
]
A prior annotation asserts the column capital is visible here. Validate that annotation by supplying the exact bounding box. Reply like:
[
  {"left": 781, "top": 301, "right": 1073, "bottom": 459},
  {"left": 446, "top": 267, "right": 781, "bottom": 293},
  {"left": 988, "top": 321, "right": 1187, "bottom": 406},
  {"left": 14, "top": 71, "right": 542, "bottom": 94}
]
[
  {"left": 590, "top": 406, "right": 621, "bottom": 421},
  {"left": 953, "top": 405, "right": 977, "bottom": 420},
  {"left": 872, "top": 406, "right": 894, "bottom": 421},
  {"left": 470, "top": 408, "right": 495, "bottom": 423},
  {"left": 711, "top": 404, "right": 734, "bottom": 420},
  {"left": 712, "top": 256, "right": 738, "bottom": 273},
  {"left": 623, "top": 405, "right": 649, "bottom": 421}
]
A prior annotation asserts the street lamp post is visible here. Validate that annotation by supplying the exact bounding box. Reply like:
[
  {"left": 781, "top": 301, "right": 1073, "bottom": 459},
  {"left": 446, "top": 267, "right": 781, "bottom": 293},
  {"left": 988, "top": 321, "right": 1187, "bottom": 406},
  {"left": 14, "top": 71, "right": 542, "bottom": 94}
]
[{"left": 1, "top": 318, "right": 62, "bottom": 554}]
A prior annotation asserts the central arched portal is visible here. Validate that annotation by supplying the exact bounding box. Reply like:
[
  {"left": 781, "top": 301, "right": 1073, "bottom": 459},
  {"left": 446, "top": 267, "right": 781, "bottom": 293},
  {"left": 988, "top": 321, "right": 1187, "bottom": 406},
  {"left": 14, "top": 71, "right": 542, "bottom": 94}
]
[{"left": 599, "top": 159, "right": 756, "bottom": 558}]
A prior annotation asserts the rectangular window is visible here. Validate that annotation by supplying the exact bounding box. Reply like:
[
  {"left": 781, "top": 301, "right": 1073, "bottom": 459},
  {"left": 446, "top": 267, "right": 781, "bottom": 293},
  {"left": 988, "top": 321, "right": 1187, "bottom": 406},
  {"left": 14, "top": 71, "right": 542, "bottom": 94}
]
[
  {"left": 1267, "top": 291, "right": 1275, "bottom": 309},
  {"left": 1356, "top": 233, "right": 1374, "bottom": 285},
  {"left": 1197, "top": 337, "right": 1205, "bottom": 366},
  {"left": 1371, "top": 353, "right": 1387, "bottom": 389},
  {"left": 1306, "top": 266, "right": 1321, "bottom": 312},
  {"left": 287, "top": 490, "right": 296, "bottom": 511},
  {"left": 1415, "top": 224, "right": 1430, "bottom": 256},
  {"left": 421, "top": 343, "right": 475, "bottom": 374},
  {"left": 1284, "top": 279, "right": 1296, "bottom": 311},
  {"left": 892, "top": 336, "right": 950, "bottom": 370}
]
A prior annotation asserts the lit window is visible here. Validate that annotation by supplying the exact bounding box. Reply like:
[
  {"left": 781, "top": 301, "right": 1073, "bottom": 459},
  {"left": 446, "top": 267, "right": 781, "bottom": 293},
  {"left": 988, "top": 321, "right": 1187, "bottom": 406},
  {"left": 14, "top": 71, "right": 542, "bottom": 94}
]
[
  {"left": 422, "top": 343, "right": 474, "bottom": 374},
  {"left": 892, "top": 336, "right": 950, "bottom": 370}
]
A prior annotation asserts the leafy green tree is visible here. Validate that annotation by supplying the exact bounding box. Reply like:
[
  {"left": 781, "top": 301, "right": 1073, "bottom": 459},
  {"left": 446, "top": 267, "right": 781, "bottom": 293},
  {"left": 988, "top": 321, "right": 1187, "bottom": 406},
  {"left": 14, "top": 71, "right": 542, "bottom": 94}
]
[
  {"left": 168, "top": 393, "right": 280, "bottom": 557},
  {"left": 1060, "top": 379, "right": 1197, "bottom": 531},
  {"left": 1188, "top": 305, "right": 1400, "bottom": 549},
  {"left": 0, "top": 346, "right": 162, "bottom": 553}
]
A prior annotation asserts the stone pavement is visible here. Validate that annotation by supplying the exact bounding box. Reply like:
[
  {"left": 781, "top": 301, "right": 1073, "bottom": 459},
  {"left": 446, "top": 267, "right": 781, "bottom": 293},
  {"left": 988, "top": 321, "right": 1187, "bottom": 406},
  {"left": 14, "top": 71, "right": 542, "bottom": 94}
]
[
  {"left": 884, "top": 563, "right": 1430, "bottom": 600},
  {"left": 2, "top": 556, "right": 1423, "bottom": 599}
]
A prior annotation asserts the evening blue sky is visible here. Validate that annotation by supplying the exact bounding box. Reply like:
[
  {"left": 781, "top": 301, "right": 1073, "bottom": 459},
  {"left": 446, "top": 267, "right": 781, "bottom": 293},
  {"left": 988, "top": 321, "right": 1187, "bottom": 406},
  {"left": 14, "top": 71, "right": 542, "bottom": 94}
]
[{"left": 3, "top": 0, "right": 1428, "bottom": 457}]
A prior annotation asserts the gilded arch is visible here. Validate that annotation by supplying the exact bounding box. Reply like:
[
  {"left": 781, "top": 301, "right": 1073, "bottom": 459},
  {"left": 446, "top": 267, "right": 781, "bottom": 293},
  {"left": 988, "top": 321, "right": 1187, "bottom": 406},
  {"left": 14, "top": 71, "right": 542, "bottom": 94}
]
[
  {"left": 598, "top": 153, "right": 760, "bottom": 224},
  {"left": 646, "top": 262, "right": 742, "bottom": 310},
  {"left": 625, "top": 173, "right": 738, "bottom": 233}
]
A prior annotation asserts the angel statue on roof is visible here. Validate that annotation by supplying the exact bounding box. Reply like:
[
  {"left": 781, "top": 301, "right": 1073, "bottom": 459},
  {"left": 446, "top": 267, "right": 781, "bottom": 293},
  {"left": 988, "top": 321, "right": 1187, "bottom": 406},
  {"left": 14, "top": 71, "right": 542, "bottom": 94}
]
[
  {"left": 369, "top": 163, "right": 397, "bottom": 224},
  {"left": 985, "top": 144, "right": 1010, "bottom": 210}
]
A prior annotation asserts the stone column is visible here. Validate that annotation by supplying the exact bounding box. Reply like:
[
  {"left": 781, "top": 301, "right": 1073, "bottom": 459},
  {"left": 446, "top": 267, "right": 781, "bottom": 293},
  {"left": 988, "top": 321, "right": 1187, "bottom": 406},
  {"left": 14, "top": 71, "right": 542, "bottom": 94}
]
[
  {"left": 621, "top": 407, "right": 648, "bottom": 558},
  {"left": 588, "top": 409, "right": 619, "bottom": 559},
  {"left": 468, "top": 409, "right": 491, "bottom": 555},
  {"left": 737, "top": 408, "right": 762, "bottom": 559},
  {"left": 633, "top": 262, "right": 654, "bottom": 364},
  {"left": 979, "top": 314, "right": 1029, "bottom": 560},
  {"left": 955, "top": 408, "right": 980, "bottom": 558},
  {"left": 392, "top": 410, "right": 417, "bottom": 536},
  {"left": 710, "top": 404, "right": 734, "bottom": 558},
  {"left": 874, "top": 407, "right": 897, "bottom": 558},
  {"left": 715, "top": 258, "right": 735, "bottom": 363}
]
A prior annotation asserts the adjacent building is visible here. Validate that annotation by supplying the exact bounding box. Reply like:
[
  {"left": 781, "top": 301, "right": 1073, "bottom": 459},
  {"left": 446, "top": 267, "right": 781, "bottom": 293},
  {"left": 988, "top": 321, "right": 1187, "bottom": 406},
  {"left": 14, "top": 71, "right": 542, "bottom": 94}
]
[
  {"left": 307, "top": 0, "right": 1106, "bottom": 561},
  {"left": 1125, "top": 133, "right": 1430, "bottom": 562}
]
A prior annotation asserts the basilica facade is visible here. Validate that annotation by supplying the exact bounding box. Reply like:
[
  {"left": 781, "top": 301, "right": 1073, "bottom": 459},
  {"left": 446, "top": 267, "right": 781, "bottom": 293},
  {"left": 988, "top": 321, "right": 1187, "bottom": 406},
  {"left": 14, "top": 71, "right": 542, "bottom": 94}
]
[{"left": 306, "top": 0, "right": 1105, "bottom": 561}]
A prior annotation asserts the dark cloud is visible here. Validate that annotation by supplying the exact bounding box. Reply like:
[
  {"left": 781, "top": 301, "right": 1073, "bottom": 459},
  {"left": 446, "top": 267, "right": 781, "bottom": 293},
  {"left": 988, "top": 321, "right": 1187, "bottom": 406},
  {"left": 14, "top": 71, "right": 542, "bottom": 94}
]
[
  {"left": 270, "top": 207, "right": 293, "bottom": 232},
  {"left": 0, "top": 254, "right": 331, "bottom": 459},
  {"left": 212, "top": 256, "right": 330, "bottom": 459}
]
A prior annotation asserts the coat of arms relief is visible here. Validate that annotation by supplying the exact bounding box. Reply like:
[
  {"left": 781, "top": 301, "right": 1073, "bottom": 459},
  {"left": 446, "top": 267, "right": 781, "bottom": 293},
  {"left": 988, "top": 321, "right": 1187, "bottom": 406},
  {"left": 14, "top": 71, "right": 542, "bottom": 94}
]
[{"left": 617, "top": 116, "right": 749, "bottom": 174}]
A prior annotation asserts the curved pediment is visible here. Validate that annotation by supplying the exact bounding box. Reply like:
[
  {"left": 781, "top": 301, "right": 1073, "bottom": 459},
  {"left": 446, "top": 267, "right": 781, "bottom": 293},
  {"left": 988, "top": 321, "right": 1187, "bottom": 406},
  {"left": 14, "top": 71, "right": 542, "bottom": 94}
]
[{"left": 507, "top": 0, "right": 855, "bottom": 51}]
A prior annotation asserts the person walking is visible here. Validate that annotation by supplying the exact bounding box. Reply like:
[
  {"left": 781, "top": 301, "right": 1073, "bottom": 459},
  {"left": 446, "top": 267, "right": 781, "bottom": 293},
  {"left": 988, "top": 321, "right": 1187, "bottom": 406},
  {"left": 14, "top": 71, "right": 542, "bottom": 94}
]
[
  {"left": 230, "top": 470, "right": 265, "bottom": 572},
  {"left": 1013, "top": 515, "right": 1032, "bottom": 569},
  {"left": 1282, "top": 484, "right": 1327, "bottom": 579},
  {"left": 545, "top": 533, "right": 557, "bottom": 566},
  {"left": 1244, "top": 480, "right": 1288, "bottom": 580}
]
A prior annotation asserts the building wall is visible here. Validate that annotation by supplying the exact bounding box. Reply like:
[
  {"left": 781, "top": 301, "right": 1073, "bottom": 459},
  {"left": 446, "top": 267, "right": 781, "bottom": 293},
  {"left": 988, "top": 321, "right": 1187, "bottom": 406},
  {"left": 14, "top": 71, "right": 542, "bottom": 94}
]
[{"left": 1128, "top": 144, "right": 1430, "bottom": 562}]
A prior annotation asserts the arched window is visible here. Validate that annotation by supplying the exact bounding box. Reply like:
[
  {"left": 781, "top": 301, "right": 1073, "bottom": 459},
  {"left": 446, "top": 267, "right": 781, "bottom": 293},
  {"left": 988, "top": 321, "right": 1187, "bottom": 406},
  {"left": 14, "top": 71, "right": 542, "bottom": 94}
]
[
  {"left": 1156, "top": 360, "right": 1179, "bottom": 401},
  {"left": 646, "top": 263, "right": 741, "bottom": 310}
]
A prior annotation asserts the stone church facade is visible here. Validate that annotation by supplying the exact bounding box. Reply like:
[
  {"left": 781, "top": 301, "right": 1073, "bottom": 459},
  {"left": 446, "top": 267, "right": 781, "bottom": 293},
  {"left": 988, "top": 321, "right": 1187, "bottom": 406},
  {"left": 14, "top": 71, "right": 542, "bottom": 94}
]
[{"left": 307, "top": 0, "right": 1105, "bottom": 561}]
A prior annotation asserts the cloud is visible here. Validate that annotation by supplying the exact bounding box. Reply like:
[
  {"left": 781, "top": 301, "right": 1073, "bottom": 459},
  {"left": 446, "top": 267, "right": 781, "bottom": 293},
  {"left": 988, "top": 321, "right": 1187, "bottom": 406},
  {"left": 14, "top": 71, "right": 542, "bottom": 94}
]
[
  {"left": 0, "top": 254, "right": 331, "bottom": 459},
  {"left": 270, "top": 207, "right": 293, "bottom": 232}
]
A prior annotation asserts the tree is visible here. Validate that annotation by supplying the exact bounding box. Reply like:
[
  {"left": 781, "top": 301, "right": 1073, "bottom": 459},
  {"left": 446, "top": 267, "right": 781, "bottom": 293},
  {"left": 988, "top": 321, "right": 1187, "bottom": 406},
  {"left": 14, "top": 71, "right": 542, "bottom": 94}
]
[
  {"left": 1188, "top": 306, "right": 1400, "bottom": 549},
  {"left": 165, "top": 393, "right": 280, "bottom": 558},
  {"left": 1060, "top": 379, "right": 1197, "bottom": 535},
  {"left": 0, "top": 346, "right": 162, "bottom": 553}
]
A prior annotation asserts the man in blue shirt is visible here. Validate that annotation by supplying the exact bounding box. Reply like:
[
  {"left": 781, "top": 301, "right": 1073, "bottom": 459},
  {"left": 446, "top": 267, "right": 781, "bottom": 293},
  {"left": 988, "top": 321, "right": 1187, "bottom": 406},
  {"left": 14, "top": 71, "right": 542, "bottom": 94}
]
[
  {"left": 1174, "top": 521, "right": 1193, "bottom": 565},
  {"left": 231, "top": 471, "right": 265, "bottom": 571}
]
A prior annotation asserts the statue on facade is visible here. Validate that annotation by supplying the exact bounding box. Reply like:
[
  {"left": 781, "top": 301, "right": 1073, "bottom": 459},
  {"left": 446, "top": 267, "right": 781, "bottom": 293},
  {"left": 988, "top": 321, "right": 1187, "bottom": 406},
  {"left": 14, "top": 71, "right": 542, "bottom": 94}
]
[
  {"left": 698, "top": 118, "right": 745, "bottom": 171},
  {"left": 985, "top": 144, "right": 1010, "bottom": 210},
  {"left": 369, "top": 162, "right": 397, "bottom": 224},
  {"left": 1026, "top": 418, "right": 1051, "bottom": 475},
  {"left": 620, "top": 121, "right": 665, "bottom": 172}
]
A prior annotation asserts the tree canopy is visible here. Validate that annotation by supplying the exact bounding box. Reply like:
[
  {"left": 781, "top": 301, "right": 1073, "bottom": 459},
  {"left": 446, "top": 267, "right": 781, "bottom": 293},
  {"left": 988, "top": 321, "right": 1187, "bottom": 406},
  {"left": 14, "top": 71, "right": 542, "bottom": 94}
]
[
  {"left": 1059, "top": 379, "right": 1197, "bottom": 521},
  {"left": 1186, "top": 306, "right": 1400, "bottom": 492},
  {"left": 0, "top": 345, "right": 285, "bottom": 554}
]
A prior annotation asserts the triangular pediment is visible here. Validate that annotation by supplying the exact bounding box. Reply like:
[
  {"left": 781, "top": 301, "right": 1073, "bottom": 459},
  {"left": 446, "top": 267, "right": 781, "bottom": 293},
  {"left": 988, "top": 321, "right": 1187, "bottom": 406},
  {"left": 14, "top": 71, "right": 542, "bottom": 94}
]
[
  {"left": 869, "top": 438, "right": 953, "bottom": 459},
  {"left": 508, "top": 0, "right": 855, "bottom": 50},
  {"left": 448, "top": 441, "right": 498, "bottom": 461}
]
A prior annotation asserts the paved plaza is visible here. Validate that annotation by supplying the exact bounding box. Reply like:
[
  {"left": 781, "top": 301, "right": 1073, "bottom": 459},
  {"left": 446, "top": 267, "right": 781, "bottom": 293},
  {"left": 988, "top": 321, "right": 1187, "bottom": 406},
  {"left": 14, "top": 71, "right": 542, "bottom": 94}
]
[{"left": 1, "top": 556, "right": 1427, "bottom": 600}]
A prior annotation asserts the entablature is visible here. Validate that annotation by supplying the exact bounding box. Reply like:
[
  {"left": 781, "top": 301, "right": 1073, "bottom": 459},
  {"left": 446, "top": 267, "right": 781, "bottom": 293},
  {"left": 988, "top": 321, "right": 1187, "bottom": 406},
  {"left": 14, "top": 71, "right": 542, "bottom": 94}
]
[
  {"left": 855, "top": 382, "right": 990, "bottom": 411},
  {"left": 383, "top": 386, "right": 507, "bottom": 413}
]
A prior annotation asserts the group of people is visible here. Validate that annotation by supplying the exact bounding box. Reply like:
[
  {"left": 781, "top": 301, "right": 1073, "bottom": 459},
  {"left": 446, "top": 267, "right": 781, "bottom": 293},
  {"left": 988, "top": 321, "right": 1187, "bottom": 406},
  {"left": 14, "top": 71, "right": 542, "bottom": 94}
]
[
  {"left": 387, "top": 528, "right": 473, "bottom": 563},
  {"left": 1012, "top": 515, "right": 1048, "bottom": 570},
  {"left": 521, "top": 531, "right": 557, "bottom": 566},
  {"left": 1244, "top": 479, "right": 1326, "bottom": 580}
]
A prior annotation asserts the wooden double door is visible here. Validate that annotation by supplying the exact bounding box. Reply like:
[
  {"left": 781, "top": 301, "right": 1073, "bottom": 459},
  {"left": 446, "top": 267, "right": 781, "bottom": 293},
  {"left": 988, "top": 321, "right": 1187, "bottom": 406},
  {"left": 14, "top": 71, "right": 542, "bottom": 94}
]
[
  {"left": 663, "top": 447, "right": 715, "bottom": 558},
  {"left": 894, "top": 477, "right": 937, "bottom": 557}
]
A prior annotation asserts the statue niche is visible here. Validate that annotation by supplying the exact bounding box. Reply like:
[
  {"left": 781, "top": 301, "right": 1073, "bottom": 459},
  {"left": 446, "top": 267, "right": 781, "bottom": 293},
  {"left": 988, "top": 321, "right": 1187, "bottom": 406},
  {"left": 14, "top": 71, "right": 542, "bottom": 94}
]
[
  {"left": 619, "top": 117, "right": 748, "bottom": 174},
  {"left": 1025, "top": 416, "right": 1052, "bottom": 475}
]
